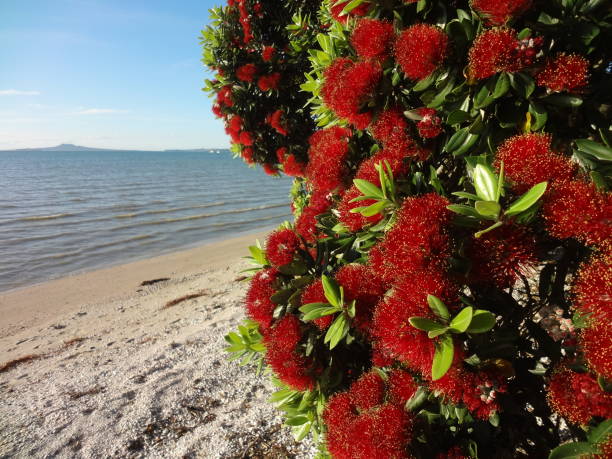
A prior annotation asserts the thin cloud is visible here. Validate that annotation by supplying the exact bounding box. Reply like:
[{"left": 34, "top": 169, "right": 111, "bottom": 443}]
[
  {"left": 75, "top": 108, "right": 129, "bottom": 115},
  {"left": 0, "top": 89, "right": 41, "bottom": 96}
]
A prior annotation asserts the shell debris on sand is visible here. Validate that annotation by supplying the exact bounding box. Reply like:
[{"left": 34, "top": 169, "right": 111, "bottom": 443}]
[{"left": 0, "top": 261, "right": 316, "bottom": 458}]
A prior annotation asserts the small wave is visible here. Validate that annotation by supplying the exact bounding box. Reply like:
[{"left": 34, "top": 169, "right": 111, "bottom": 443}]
[
  {"left": 114, "top": 201, "right": 229, "bottom": 219},
  {"left": 87, "top": 234, "right": 155, "bottom": 251},
  {"left": 174, "top": 212, "right": 290, "bottom": 233},
  {"left": 18, "top": 213, "right": 75, "bottom": 222},
  {"left": 160, "top": 203, "right": 288, "bottom": 223}
]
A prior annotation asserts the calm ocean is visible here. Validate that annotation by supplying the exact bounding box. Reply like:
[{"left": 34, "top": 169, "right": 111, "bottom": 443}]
[{"left": 0, "top": 149, "right": 293, "bottom": 292}]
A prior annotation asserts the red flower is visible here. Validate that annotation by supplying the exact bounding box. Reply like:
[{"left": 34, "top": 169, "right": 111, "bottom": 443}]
[
  {"left": 573, "top": 250, "right": 612, "bottom": 324},
  {"left": 471, "top": 0, "right": 532, "bottom": 26},
  {"left": 372, "top": 269, "right": 456, "bottom": 374},
  {"left": 305, "top": 127, "right": 352, "bottom": 194},
  {"left": 239, "top": 131, "right": 254, "bottom": 146},
  {"left": 355, "top": 148, "right": 416, "bottom": 187},
  {"left": 245, "top": 268, "right": 280, "bottom": 330},
  {"left": 263, "top": 163, "right": 278, "bottom": 176},
  {"left": 321, "top": 58, "right": 382, "bottom": 129},
  {"left": 262, "top": 45, "right": 275, "bottom": 62},
  {"left": 349, "top": 371, "right": 386, "bottom": 411},
  {"left": 371, "top": 347, "right": 396, "bottom": 368},
  {"left": 335, "top": 264, "right": 388, "bottom": 334},
  {"left": 351, "top": 19, "right": 395, "bottom": 60},
  {"left": 257, "top": 72, "right": 281, "bottom": 91},
  {"left": 330, "top": 1, "right": 370, "bottom": 24},
  {"left": 276, "top": 147, "right": 287, "bottom": 162},
  {"left": 430, "top": 367, "right": 506, "bottom": 419},
  {"left": 338, "top": 185, "right": 383, "bottom": 232},
  {"left": 371, "top": 108, "right": 408, "bottom": 146},
  {"left": 211, "top": 104, "right": 223, "bottom": 118},
  {"left": 264, "top": 315, "right": 315, "bottom": 391},
  {"left": 536, "top": 53, "right": 590, "bottom": 93},
  {"left": 416, "top": 108, "right": 443, "bottom": 139},
  {"left": 543, "top": 181, "right": 611, "bottom": 246},
  {"left": 467, "top": 223, "right": 538, "bottom": 289},
  {"left": 323, "top": 371, "right": 414, "bottom": 459},
  {"left": 282, "top": 154, "right": 306, "bottom": 177},
  {"left": 265, "top": 228, "right": 300, "bottom": 267},
  {"left": 228, "top": 115, "right": 242, "bottom": 134},
  {"left": 494, "top": 133, "right": 577, "bottom": 193},
  {"left": 547, "top": 366, "right": 612, "bottom": 425},
  {"left": 468, "top": 28, "right": 533, "bottom": 80},
  {"left": 301, "top": 278, "right": 335, "bottom": 330},
  {"left": 387, "top": 369, "right": 418, "bottom": 406},
  {"left": 368, "top": 193, "right": 453, "bottom": 282},
  {"left": 266, "top": 109, "right": 288, "bottom": 135},
  {"left": 217, "top": 85, "right": 234, "bottom": 107},
  {"left": 437, "top": 446, "right": 469, "bottom": 459},
  {"left": 241, "top": 147, "right": 255, "bottom": 164},
  {"left": 295, "top": 190, "right": 334, "bottom": 242},
  {"left": 395, "top": 24, "right": 448, "bottom": 81},
  {"left": 581, "top": 320, "right": 612, "bottom": 380},
  {"left": 236, "top": 63, "right": 257, "bottom": 82}
]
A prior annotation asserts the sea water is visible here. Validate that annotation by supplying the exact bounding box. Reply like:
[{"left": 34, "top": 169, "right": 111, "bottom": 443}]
[{"left": 0, "top": 149, "right": 293, "bottom": 292}]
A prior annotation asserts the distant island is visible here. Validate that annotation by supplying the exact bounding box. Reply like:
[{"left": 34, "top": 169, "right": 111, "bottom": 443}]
[{"left": 0, "top": 143, "right": 229, "bottom": 153}]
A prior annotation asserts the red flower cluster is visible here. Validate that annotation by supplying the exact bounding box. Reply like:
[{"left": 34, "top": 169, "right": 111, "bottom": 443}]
[
  {"left": 236, "top": 63, "right": 257, "bottom": 82},
  {"left": 536, "top": 53, "right": 590, "bottom": 93},
  {"left": 573, "top": 250, "right": 612, "bottom": 324},
  {"left": 330, "top": 1, "right": 370, "bottom": 24},
  {"left": 321, "top": 58, "right": 382, "bottom": 129},
  {"left": 471, "top": 0, "right": 532, "bottom": 26},
  {"left": 265, "top": 228, "right": 301, "bottom": 267},
  {"left": 335, "top": 264, "right": 388, "bottom": 334},
  {"left": 323, "top": 371, "right": 415, "bottom": 459},
  {"left": 234, "top": 0, "right": 253, "bottom": 44},
  {"left": 305, "top": 127, "right": 352, "bottom": 195},
  {"left": 266, "top": 109, "right": 288, "bottom": 136},
  {"left": 543, "top": 181, "right": 611, "bottom": 246},
  {"left": 416, "top": 108, "right": 443, "bottom": 139},
  {"left": 245, "top": 268, "right": 280, "bottom": 330},
  {"left": 467, "top": 223, "right": 538, "bottom": 289},
  {"left": 494, "top": 133, "right": 576, "bottom": 193},
  {"left": 264, "top": 315, "right": 315, "bottom": 391},
  {"left": 351, "top": 19, "right": 395, "bottom": 60},
  {"left": 395, "top": 24, "right": 448, "bottom": 81},
  {"left": 581, "top": 320, "right": 612, "bottom": 380},
  {"left": 337, "top": 186, "right": 383, "bottom": 232},
  {"left": 295, "top": 191, "right": 334, "bottom": 242},
  {"left": 281, "top": 154, "right": 306, "bottom": 177},
  {"left": 468, "top": 28, "right": 538, "bottom": 80},
  {"left": 301, "top": 279, "right": 335, "bottom": 330},
  {"left": 258, "top": 72, "right": 281, "bottom": 91},
  {"left": 239, "top": 131, "right": 254, "bottom": 146},
  {"left": 430, "top": 366, "right": 506, "bottom": 419},
  {"left": 369, "top": 193, "right": 453, "bottom": 283},
  {"left": 547, "top": 366, "right": 612, "bottom": 425},
  {"left": 373, "top": 269, "right": 457, "bottom": 374},
  {"left": 241, "top": 147, "right": 255, "bottom": 164},
  {"left": 262, "top": 45, "right": 275, "bottom": 62}
]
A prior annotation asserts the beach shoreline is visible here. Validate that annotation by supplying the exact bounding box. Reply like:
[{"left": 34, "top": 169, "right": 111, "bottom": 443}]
[{"left": 0, "top": 229, "right": 315, "bottom": 458}]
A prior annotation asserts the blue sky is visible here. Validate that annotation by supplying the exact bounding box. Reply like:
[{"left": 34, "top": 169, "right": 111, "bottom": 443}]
[{"left": 0, "top": 0, "right": 228, "bottom": 150}]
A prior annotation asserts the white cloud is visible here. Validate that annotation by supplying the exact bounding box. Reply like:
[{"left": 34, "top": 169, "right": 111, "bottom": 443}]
[
  {"left": 75, "top": 108, "right": 129, "bottom": 115},
  {"left": 0, "top": 89, "right": 41, "bottom": 96}
]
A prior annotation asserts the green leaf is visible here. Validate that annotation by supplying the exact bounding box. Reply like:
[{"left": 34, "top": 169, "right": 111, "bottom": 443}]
[
  {"left": 427, "top": 294, "right": 450, "bottom": 321},
  {"left": 587, "top": 419, "right": 612, "bottom": 444},
  {"left": 248, "top": 245, "right": 267, "bottom": 265},
  {"left": 409, "top": 316, "right": 446, "bottom": 332},
  {"left": 466, "top": 310, "right": 497, "bottom": 333},
  {"left": 473, "top": 164, "right": 498, "bottom": 201},
  {"left": 505, "top": 182, "right": 547, "bottom": 216},
  {"left": 285, "top": 415, "right": 309, "bottom": 426},
  {"left": 548, "top": 442, "right": 596, "bottom": 459},
  {"left": 447, "top": 204, "right": 482, "bottom": 218},
  {"left": 353, "top": 179, "right": 384, "bottom": 198},
  {"left": 510, "top": 72, "right": 535, "bottom": 99},
  {"left": 452, "top": 191, "right": 480, "bottom": 201},
  {"left": 445, "top": 128, "right": 469, "bottom": 153},
  {"left": 575, "top": 139, "right": 612, "bottom": 162},
  {"left": 496, "top": 161, "right": 505, "bottom": 202},
  {"left": 347, "top": 299, "right": 356, "bottom": 318},
  {"left": 293, "top": 421, "right": 311, "bottom": 441},
  {"left": 475, "top": 200, "right": 501, "bottom": 219},
  {"left": 474, "top": 221, "right": 503, "bottom": 238},
  {"left": 302, "top": 306, "right": 338, "bottom": 321},
  {"left": 406, "top": 386, "right": 428, "bottom": 411},
  {"left": 322, "top": 275, "right": 341, "bottom": 308},
  {"left": 489, "top": 411, "right": 500, "bottom": 427},
  {"left": 360, "top": 200, "right": 388, "bottom": 217},
  {"left": 529, "top": 101, "right": 548, "bottom": 131},
  {"left": 432, "top": 335, "right": 454, "bottom": 381},
  {"left": 428, "top": 328, "right": 449, "bottom": 338},
  {"left": 541, "top": 94, "right": 583, "bottom": 107},
  {"left": 412, "top": 71, "right": 437, "bottom": 92},
  {"left": 325, "top": 314, "right": 349, "bottom": 349},
  {"left": 493, "top": 73, "right": 510, "bottom": 98},
  {"left": 446, "top": 109, "right": 470, "bottom": 125},
  {"left": 449, "top": 307, "right": 473, "bottom": 333}
]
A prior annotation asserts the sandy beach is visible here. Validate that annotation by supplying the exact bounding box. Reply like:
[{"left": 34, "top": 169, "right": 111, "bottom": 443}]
[{"left": 0, "top": 230, "right": 315, "bottom": 458}]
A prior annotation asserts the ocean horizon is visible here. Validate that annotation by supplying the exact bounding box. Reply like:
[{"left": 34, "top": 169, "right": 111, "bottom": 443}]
[{"left": 0, "top": 149, "right": 293, "bottom": 292}]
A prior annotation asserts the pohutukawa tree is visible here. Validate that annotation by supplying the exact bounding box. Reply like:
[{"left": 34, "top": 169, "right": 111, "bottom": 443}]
[{"left": 203, "top": 0, "right": 611, "bottom": 457}]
